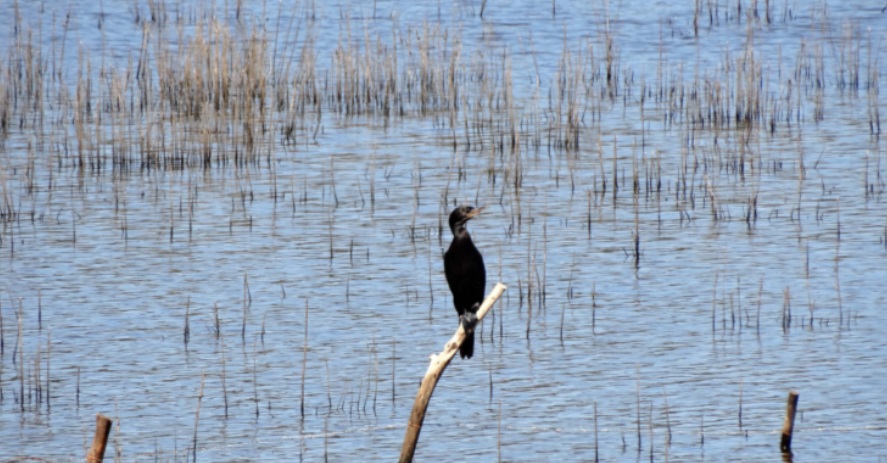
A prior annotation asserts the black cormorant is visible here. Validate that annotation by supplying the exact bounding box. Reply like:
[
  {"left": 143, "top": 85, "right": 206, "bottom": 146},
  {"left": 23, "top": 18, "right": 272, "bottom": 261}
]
[{"left": 444, "top": 205, "right": 486, "bottom": 359}]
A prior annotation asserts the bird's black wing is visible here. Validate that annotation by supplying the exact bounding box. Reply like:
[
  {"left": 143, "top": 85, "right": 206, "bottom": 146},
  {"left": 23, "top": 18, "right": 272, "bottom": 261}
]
[{"left": 444, "top": 236, "right": 486, "bottom": 315}]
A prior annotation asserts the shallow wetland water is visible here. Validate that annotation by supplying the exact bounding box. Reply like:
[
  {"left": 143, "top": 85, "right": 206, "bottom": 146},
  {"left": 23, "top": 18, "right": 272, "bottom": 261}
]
[{"left": 1, "top": 1, "right": 886, "bottom": 461}]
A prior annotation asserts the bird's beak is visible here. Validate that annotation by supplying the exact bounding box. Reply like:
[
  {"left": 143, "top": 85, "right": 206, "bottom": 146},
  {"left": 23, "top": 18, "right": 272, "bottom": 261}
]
[{"left": 466, "top": 206, "right": 485, "bottom": 220}]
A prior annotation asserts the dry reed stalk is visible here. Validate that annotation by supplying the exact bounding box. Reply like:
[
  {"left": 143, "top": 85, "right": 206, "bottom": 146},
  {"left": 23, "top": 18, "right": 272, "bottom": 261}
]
[
  {"left": 835, "top": 211, "right": 843, "bottom": 328},
  {"left": 648, "top": 400, "right": 654, "bottom": 461},
  {"left": 45, "top": 330, "right": 50, "bottom": 411},
  {"left": 782, "top": 287, "right": 792, "bottom": 332},
  {"left": 252, "top": 340, "right": 260, "bottom": 417},
  {"left": 324, "top": 358, "right": 332, "bottom": 412},
  {"left": 525, "top": 226, "right": 533, "bottom": 339},
  {"left": 694, "top": 0, "right": 702, "bottom": 36},
  {"left": 591, "top": 282, "right": 597, "bottom": 333},
  {"left": 756, "top": 278, "right": 763, "bottom": 336},
  {"left": 633, "top": 163, "right": 640, "bottom": 269},
  {"left": 184, "top": 297, "right": 190, "bottom": 348},
  {"left": 242, "top": 273, "right": 251, "bottom": 340},
  {"left": 635, "top": 368, "right": 641, "bottom": 451},
  {"left": 300, "top": 300, "right": 309, "bottom": 416},
  {"left": 711, "top": 271, "right": 719, "bottom": 334},
  {"left": 17, "top": 301, "right": 23, "bottom": 412},
  {"left": 664, "top": 388, "right": 671, "bottom": 448},
  {"left": 594, "top": 401, "right": 599, "bottom": 462},
  {"left": 497, "top": 399, "right": 501, "bottom": 461},
  {"left": 212, "top": 302, "right": 220, "bottom": 339},
  {"left": 191, "top": 371, "right": 206, "bottom": 462},
  {"left": 372, "top": 340, "right": 379, "bottom": 415},
  {"left": 34, "top": 343, "right": 41, "bottom": 407},
  {"left": 391, "top": 339, "right": 397, "bottom": 407},
  {"left": 323, "top": 414, "right": 330, "bottom": 462},
  {"left": 700, "top": 412, "right": 705, "bottom": 446},
  {"left": 220, "top": 326, "right": 229, "bottom": 418},
  {"left": 612, "top": 137, "right": 618, "bottom": 198},
  {"left": 541, "top": 220, "right": 548, "bottom": 309},
  {"left": 738, "top": 378, "right": 744, "bottom": 429},
  {"left": 806, "top": 244, "right": 814, "bottom": 328}
]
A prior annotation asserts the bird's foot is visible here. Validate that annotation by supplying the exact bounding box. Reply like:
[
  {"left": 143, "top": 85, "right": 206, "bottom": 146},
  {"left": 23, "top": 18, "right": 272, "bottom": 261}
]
[{"left": 461, "top": 312, "right": 478, "bottom": 330}]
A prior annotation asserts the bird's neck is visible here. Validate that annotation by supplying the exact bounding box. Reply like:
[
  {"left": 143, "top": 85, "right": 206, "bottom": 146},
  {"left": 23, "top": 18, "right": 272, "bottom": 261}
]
[{"left": 453, "top": 225, "right": 470, "bottom": 240}]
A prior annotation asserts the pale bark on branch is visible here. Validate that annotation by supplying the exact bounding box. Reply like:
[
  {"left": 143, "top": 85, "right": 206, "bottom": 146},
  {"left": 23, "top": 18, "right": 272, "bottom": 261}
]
[{"left": 399, "top": 282, "right": 507, "bottom": 463}]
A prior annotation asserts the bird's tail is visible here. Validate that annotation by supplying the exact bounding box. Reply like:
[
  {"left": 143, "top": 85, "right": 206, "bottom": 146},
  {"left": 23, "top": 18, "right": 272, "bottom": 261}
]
[
  {"left": 460, "top": 331, "right": 474, "bottom": 359},
  {"left": 459, "top": 304, "right": 481, "bottom": 359}
]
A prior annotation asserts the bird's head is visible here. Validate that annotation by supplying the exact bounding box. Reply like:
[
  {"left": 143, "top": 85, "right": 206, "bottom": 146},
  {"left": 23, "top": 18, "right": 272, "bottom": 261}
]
[{"left": 449, "top": 205, "right": 484, "bottom": 233}]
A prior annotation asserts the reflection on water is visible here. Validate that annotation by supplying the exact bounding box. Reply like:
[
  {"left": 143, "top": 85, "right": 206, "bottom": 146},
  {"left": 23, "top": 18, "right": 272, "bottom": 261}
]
[{"left": 1, "top": 1, "right": 886, "bottom": 461}]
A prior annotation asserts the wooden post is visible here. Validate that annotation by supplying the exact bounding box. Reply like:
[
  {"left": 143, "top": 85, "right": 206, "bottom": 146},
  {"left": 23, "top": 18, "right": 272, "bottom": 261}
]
[
  {"left": 398, "top": 282, "right": 507, "bottom": 463},
  {"left": 780, "top": 391, "right": 799, "bottom": 453},
  {"left": 86, "top": 413, "right": 113, "bottom": 463}
]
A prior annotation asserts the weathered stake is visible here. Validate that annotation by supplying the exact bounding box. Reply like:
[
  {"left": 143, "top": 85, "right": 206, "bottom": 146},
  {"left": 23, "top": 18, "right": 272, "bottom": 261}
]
[
  {"left": 399, "top": 282, "right": 507, "bottom": 463},
  {"left": 86, "top": 413, "right": 113, "bottom": 463},
  {"left": 780, "top": 390, "right": 799, "bottom": 454}
]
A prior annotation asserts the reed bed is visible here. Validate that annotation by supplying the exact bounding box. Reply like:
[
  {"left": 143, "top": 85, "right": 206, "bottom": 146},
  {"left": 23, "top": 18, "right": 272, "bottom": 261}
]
[{"left": 0, "top": 0, "right": 877, "bottom": 204}]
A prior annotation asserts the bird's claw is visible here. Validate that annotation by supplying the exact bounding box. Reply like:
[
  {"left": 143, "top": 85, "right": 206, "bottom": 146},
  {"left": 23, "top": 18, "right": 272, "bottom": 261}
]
[{"left": 461, "top": 312, "right": 478, "bottom": 330}]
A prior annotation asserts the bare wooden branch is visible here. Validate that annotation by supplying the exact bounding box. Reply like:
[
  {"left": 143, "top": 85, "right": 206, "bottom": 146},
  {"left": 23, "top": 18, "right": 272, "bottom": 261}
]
[
  {"left": 86, "top": 413, "right": 113, "bottom": 463},
  {"left": 399, "top": 282, "right": 507, "bottom": 463},
  {"left": 780, "top": 390, "right": 799, "bottom": 454}
]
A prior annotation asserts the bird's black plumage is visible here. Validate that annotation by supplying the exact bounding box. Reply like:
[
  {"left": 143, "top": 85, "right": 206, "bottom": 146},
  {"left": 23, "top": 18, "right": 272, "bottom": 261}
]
[{"left": 444, "top": 206, "right": 486, "bottom": 359}]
